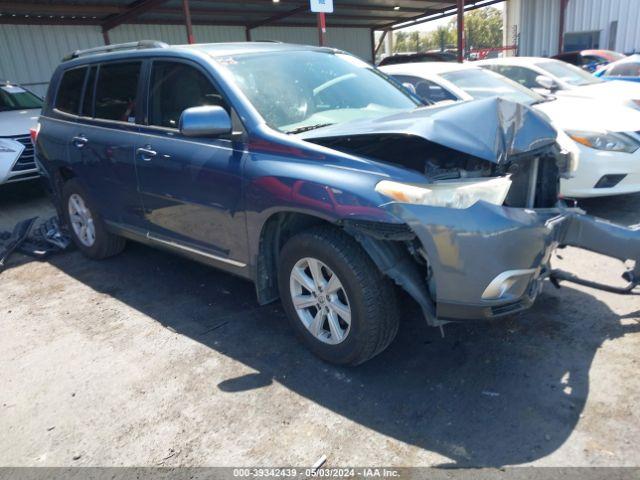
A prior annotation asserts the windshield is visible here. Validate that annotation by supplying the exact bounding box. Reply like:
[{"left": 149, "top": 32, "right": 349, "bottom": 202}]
[
  {"left": 221, "top": 51, "right": 419, "bottom": 132},
  {"left": 0, "top": 85, "right": 42, "bottom": 111},
  {"left": 537, "top": 60, "right": 602, "bottom": 86},
  {"left": 441, "top": 68, "right": 544, "bottom": 105}
]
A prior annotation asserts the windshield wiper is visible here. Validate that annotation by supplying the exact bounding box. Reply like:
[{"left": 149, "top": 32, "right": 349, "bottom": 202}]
[{"left": 286, "top": 123, "right": 335, "bottom": 134}]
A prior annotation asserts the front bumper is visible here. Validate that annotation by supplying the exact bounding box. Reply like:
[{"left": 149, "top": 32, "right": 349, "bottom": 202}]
[
  {"left": 561, "top": 144, "right": 640, "bottom": 198},
  {"left": 384, "top": 201, "right": 640, "bottom": 322}
]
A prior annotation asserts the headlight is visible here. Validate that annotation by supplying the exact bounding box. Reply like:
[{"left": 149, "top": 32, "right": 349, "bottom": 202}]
[
  {"left": 567, "top": 130, "right": 640, "bottom": 153},
  {"left": 375, "top": 176, "right": 512, "bottom": 209}
]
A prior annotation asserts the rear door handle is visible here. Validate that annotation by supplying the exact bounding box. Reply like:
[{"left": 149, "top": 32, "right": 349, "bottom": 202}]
[
  {"left": 72, "top": 135, "right": 88, "bottom": 149},
  {"left": 136, "top": 146, "right": 157, "bottom": 162}
]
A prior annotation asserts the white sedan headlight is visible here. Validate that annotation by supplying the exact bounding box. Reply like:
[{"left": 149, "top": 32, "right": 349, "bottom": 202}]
[
  {"left": 567, "top": 130, "right": 640, "bottom": 153},
  {"left": 375, "top": 176, "right": 512, "bottom": 209}
]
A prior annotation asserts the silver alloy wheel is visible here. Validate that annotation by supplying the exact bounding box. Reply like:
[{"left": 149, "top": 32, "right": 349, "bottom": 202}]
[
  {"left": 289, "top": 257, "right": 351, "bottom": 345},
  {"left": 68, "top": 193, "right": 96, "bottom": 247}
]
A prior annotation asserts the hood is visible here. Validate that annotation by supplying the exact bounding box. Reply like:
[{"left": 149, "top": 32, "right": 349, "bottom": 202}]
[
  {"left": 534, "top": 96, "right": 640, "bottom": 133},
  {"left": 560, "top": 80, "right": 640, "bottom": 105},
  {"left": 299, "top": 97, "right": 558, "bottom": 164},
  {"left": 0, "top": 109, "right": 40, "bottom": 137}
]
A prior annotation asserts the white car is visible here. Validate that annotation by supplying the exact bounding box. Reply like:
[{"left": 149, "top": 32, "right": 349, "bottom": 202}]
[
  {"left": 380, "top": 62, "right": 640, "bottom": 198},
  {"left": 0, "top": 81, "right": 42, "bottom": 185},
  {"left": 475, "top": 56, "right": 640, "bottom": 112}
]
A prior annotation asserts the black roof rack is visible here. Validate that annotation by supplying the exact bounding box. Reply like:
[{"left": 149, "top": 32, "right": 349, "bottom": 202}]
[{"left": 62, "top": 40, "right": 169, "bottom": 62}]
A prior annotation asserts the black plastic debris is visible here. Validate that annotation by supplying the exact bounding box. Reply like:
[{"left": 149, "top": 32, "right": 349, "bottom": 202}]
[
  {"left": 33, "top": 216, "right": 72, "bottom": 251},
  {"left": 0, "top": 216, "right": 72, "bottom": 272}
]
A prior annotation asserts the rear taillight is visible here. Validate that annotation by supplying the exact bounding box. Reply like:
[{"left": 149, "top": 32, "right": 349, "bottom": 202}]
[{"left": 30, "top": 123, "right": 40, "bottom": 144}]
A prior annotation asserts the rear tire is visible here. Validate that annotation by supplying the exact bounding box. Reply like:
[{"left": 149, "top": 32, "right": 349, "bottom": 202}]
[
  {"left": 278, "top": 226, "right": 399, "bottom": 366},
  {"left": 62, "top": 179, "right": 125, "bottom": 259}
]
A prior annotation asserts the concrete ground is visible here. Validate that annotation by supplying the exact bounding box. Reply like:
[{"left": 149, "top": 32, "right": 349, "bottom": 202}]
[{"left": 1, "top": 183, "right": 639, "bottom": 468}]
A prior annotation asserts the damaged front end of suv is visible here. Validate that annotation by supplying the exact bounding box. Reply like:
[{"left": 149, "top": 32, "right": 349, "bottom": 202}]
[{"left": 298, "top": 97, "right": 640, "bottom": 326}]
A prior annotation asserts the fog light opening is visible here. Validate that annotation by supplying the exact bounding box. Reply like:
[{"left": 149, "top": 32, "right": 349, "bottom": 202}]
[{"left": 594, "top": 174, "right": 626, "bottom": 189}]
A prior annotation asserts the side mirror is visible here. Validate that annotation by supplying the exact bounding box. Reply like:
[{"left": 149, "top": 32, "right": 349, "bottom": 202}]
[
  {"left": 535, "top": 75, "right": 558, "bottom": 91},
  {"left": 179, "top": 106, "right": 232, "bottom": 137}
]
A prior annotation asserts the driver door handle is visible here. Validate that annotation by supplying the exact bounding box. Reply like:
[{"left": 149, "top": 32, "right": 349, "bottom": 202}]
[
  {"left": 72, "top": 135, "right": 88, "bottom": 149},
  {"left": 136, "top": 146, "right": 157, "bottom": 162}
]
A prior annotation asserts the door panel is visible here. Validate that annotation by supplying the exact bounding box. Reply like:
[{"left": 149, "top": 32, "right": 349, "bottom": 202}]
[
  {"left": 135, "top": 59, "right": 247, "bottom": 263},
  {"left": 72, "top": 121, "right": 141, "bottom": 225},
  {"left": 136, "top": 131, "right": 246, "bottom": 259},
  {"left": 69, "top": 61, "right": 144, "bottom": 226}
]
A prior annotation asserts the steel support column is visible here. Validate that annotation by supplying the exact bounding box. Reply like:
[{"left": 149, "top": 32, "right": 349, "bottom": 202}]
[
  {"left": 317, "top": 12, "right": 326, "bottom": 46},
  {"left": 456, "top": 0, "right": 465, "bottom": 62},
  {"left": 558, "top": 0, "right": 569, "bottom": 54},
  {"left": 182, "top": 0, "right": 195, "bottom": 44}
]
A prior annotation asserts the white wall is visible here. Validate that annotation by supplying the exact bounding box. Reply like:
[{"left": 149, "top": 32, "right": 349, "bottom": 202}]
[
  {"left": 0, "top": 23, "right": 373, "bottom": 97},
  {"left": 513, "top": 0, "right": 640, "bottom": 57}
]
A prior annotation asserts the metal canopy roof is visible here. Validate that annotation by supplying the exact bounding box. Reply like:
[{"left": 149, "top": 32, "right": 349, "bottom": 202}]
[{"left": 0, "top": 0, "right": 501, "bottom": 30}]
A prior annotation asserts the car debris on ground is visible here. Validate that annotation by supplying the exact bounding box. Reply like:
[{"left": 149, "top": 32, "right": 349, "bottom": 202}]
[{"left": 0, "top": 216, "right": 71, "bottom": 272}]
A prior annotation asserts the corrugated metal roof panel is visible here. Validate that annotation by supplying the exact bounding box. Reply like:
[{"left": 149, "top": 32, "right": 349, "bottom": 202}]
[{"left": 0, "top": 23, "right": 373, "bottom": 97}]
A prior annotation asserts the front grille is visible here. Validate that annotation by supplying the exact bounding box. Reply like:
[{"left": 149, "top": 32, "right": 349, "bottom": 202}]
[{"left": 7, "top": 135, "right": 37, "bottom": 173}]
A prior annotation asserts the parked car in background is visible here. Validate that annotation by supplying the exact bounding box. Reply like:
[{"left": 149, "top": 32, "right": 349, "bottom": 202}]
[
  {"left": 0, "top": 81, "right": 42, "bottom": 186},
  {"left": 381, "top": 62, "right": 640, "bottom": 198},
  {"left": 35, "top": 41, "right": 640, "bottom": 365},
  {"left": 594, "top": 54, "right": 640, "bottom": 83},
  {"left": 378, "top": 51, "right": 457, "bottom": 66},
  {"left": 552, "top": 49, "right": 626, "bottom": 72},
  {"left": 476, "top": 57, "right": 640, "bottom": 112}
]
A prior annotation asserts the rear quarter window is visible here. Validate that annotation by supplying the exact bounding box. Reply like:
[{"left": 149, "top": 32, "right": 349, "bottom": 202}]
[{"left": 55, "top": 67, "right": 87, "bottom": 115}]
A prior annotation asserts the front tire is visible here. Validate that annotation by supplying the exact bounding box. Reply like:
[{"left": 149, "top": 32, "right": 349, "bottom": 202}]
[
  {"left": 62, "top": 179, "right": 125, "bottom": 259},
  {"left": 278, "top": 226, "right": 399, "bottom": 366}
]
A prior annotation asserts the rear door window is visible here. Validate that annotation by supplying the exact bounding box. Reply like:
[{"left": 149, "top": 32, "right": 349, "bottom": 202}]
[
  {"left": 55, "top": 67, "right": 87, "bottom": 115},
  {"left": 94, "top": 62, "right": 142, "bottom": 122},
  {"left": 147, "top": 61, "right": 229, "bottom": 129},
  {"left": 487, "top": 65, "right": 540, "bottom": 89}
]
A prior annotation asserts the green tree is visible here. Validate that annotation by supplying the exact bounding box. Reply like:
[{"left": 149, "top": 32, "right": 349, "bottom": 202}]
[
  {"left": 393, "top": 31, "right": 409, "bottom": 53},
  {"left": 450, "top": 6, "right": 503, "bottom": 50},
  {"left": 392, "top": 6, "right": 501, "bottom": 55},
  {"left": 430, "top": 25, "right": 455, "bottom": 51},
  {"left": 409, "top": 31, "right": 421, "bottom": 52}
]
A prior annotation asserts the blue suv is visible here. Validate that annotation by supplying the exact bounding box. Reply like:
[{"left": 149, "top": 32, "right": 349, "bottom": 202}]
[{"left": 35, "top": 41, "right": 640, "bottom": 365}]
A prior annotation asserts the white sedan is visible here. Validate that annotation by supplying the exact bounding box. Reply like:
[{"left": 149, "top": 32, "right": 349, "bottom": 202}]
[
  {"left": 380, "top": 62, "right": 640, "bottom": 198},
  {"left": 0, "top": 81, "right": 42, "bottom": 186},
  {"left": 475, "top": 56, "right": 640, "bottom": 112}
]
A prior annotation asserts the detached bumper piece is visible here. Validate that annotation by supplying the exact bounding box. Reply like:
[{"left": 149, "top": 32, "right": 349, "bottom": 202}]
[
  {"left": 550, "top": 214, "right": 640, "bottom": 294},
  {"left": 0, "top": 216, "right": 72, "bottom": 273}
]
